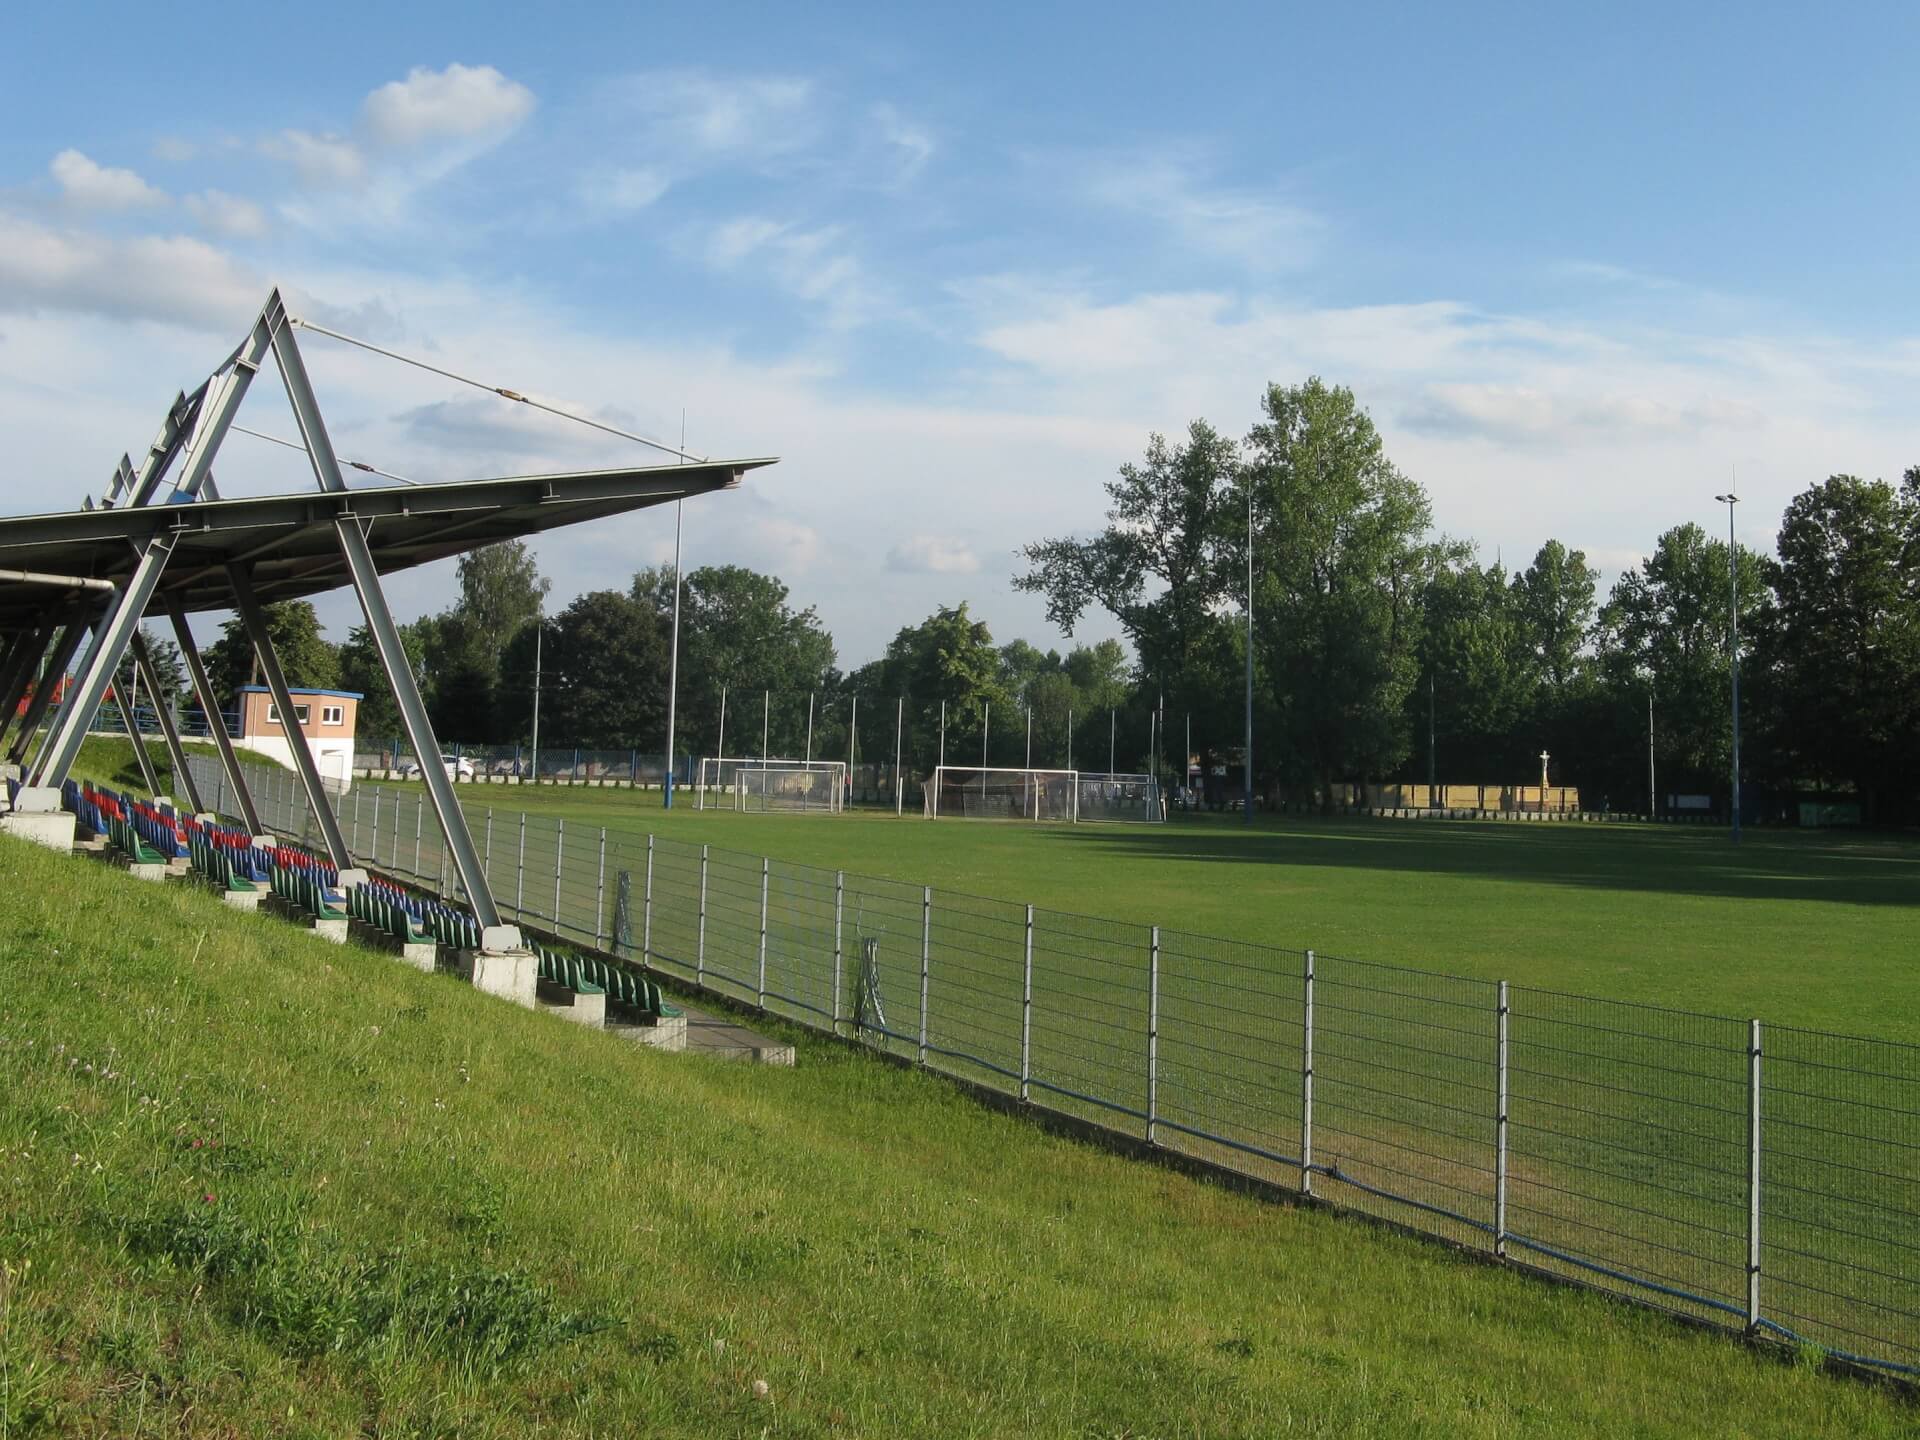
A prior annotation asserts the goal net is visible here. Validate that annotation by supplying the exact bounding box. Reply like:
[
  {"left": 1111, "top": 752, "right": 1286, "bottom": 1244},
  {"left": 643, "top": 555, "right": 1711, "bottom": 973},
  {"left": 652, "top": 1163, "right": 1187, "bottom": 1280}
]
[
  {"left": 923, "top": 767, "right": 1079, "bottom": 822},
  {"left": 696, "top": 758, "right": 847, "bottom": 813},
  {"left": 1074, "top": 772, "right": 1166, "bottom": 824}
]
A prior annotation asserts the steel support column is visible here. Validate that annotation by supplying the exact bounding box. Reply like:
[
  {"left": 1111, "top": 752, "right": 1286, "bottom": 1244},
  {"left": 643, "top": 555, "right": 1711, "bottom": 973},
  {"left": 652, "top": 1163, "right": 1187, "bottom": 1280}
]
[
  {"left": 0, "top": 627, "right": 47, "bottom": 747},
  {"left": 165, "top": 595, "right": 260, "bottom": 832},
  {"left": 131, "top": 629, "right": 202, "bottom": 811},
  {"left": 121, "top": 660, "right": 165, "bottom": 796},
  {"left": 11, "top": 614, "right": 90, "bottom": 767},
  {"left": 224, "top": 563, "right": 352, "bottom": 868},
  {"left": 262, "top": 312, "right": 510, "bottom": 936}
]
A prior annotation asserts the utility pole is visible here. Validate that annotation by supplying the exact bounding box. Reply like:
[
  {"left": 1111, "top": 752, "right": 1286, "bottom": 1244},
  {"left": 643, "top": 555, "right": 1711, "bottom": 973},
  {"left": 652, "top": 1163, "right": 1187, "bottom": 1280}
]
[
  {"left": 530, "top": 610, "right": 543, "bottom": 785},
  {"left": 1730, "top": 507, "right": 1743, "bottom": 841},
  {"left": 1428, "top": 672, "right": 1436, "bottom": 797},
  {"left": 1647, "top": 691, "right": 1656, "bottom": 819},
  {"left": 1244, "top": 480, "right": 1254, "bottom": 824},
  {"left": 663, "top": 498, "right": 684, "bottom": 807}
]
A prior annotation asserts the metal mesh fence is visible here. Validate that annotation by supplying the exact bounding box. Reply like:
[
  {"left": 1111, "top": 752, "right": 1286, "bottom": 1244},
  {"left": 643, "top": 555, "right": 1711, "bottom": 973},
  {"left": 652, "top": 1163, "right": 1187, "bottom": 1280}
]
[{"left": 183, "top": 752, "right": 1920, "bottom": 1379}]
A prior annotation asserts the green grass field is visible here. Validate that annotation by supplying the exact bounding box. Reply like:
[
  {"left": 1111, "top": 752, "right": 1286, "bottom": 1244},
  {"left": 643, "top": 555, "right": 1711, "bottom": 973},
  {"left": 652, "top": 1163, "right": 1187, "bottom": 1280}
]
[
  {"left": 3, "top": 831, "right": 1917, "bottom": 1438},
  {"left": 334, "top": 774, "right": 1920, "bottom": 1041}
]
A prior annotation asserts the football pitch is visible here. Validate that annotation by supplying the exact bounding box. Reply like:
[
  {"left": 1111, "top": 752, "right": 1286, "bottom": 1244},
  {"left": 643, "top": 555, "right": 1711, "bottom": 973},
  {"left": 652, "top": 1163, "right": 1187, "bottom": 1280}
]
[{"left": 414, "top": 782, "right": 1920, "bottom": 1042}]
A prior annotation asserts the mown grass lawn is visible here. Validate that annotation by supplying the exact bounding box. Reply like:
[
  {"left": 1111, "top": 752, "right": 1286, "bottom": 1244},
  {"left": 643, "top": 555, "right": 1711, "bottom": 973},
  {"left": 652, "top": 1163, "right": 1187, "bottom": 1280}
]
[
  {"left": 328, "top": 771, "right": 1920, "bottom": 1041},
  {"left": 1, "top": 830, "right": 1915, "bottom": 1437}
]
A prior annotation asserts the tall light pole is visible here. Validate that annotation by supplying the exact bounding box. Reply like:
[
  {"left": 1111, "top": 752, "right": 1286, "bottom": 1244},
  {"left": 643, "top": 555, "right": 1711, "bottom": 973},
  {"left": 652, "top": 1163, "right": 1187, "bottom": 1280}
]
[
  {"left": 530, "top": 607, "right": 543, "bottom": 785},
  {"left": 1243, "top": 480, "right": 1254, "bottom": 825},
  {"left": 662, "top": 499, "right": 684, "bottom": 807},
  {"left": 1716, "top": 490, "right": 1742, "bottom": 844}
]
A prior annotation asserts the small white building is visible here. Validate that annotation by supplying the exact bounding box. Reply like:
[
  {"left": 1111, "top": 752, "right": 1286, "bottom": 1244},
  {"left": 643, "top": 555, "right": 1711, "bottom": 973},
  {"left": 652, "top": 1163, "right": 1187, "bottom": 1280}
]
[{"left": 233, "top": 685, "right": 361, "bottom": 793}]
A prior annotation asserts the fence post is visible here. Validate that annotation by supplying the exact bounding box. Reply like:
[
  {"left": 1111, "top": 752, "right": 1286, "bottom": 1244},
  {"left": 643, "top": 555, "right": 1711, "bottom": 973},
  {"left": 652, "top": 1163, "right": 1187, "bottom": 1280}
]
[
  {"left": 370, "top": 787, "right": 381, "bottom": 863},
  {"left": 643, "top": 835, "right": 654, "bottom": 962},
  {"left": 1496, "top": 980, "right": 1510, "bottom": 1258},
  {"left": 1748, "top": 1018, "right": 1763, "bottom": 1333},
  {"left": 483, "top": 808, "right": 493, "bottom": 886},
  {"left": 757, "top": 856, "right": 769, "bottom": 1009},
  {"left": 1021, "top": 904, "right": 1034, "bottom": 1102},
  {"left": 1301, "top": 949, "right": 1315, "bottom": 1197},
  {"left": 919, "top": 886, "right": 931, "bottom": 1066},
  {"left": 412, "top": 797, "right": 423, "bottom": 879},
  {"left": 1148, "top": 925, "right": 1160, "bottom": 1146},
  {"left": 553, "top": 819, "right": 565, "bottom": 929},
  {"left": 595, "top": 827, "right": 607, "bottom": 948},
  {"left": 697, "top": 844, "right": 708, "bottom": 986},
  {"left": 351, "top": 788, "right": 360, "bottom": 854},
  {"left": 832, "top": 870, "right": 845, "bottom": 1035},
  {"left": 515, "top": 811, "right": 526, "bottom": 919}
]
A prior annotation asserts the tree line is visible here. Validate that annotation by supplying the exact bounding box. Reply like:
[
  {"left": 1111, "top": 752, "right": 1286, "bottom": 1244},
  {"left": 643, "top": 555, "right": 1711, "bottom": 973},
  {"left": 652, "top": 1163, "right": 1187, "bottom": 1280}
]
[
  {"left": 1017, "top": 376, "right": 1920, "bottom": 822},
  {"left": 108, "top": 373, "right": 1917, "bottom": 821}
]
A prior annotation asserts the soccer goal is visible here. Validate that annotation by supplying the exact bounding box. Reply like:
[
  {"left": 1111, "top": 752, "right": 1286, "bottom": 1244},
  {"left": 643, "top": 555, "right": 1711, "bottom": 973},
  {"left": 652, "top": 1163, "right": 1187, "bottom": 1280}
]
[
  {"left": 923, "top": 767, "right": 1080, "bottom": 822},
  {"left": 696, "top": 757, "right": 847, "bottom": 813},
  {"left": 1074, "top": 772, "right": 1166, "bottom": 824}
]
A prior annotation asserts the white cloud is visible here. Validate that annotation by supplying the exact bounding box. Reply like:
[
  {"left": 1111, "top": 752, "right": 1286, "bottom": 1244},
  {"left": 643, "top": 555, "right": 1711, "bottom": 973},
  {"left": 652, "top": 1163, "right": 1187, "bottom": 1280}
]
[
  {"left": 580, "top": 165, "right": 670, "bottom": 213},
  {"left": 698, "top": 217, "right": 882, "bottom": 326},
  {"left": 151, "top": 136, "right": 196, "bottom": 164},
  {"left": 361, "top": 62, "right": 535, "bottom": 148},
  {"left": 1080, "top": 149, "right": 1322, "bottom": 271},
  {"left": 263, "top": 129, "right": 366, "bottom": 187},
  {"left": 0, "top": 212, "right": 261, "bottom": 329},
  {"left": 608, "top": 69, "right": 817, "bottom": 163},
  {"left": 50, "top": 149, "right": 167, "bottom": 210},
  {"left": 887, "top": 535, "right": 980, "bottom": 574},
  {"left": 871, "top": 103, "right": 933, "bottom": 182},
  {"left": 185, "top": 189, "right": 268, "bottom": 238}
]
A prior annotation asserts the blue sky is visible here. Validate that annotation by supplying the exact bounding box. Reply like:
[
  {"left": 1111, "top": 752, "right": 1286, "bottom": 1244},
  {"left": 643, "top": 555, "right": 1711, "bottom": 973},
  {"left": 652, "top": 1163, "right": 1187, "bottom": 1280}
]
[{"left": 3, "top": 2, "right": 1917, "bottom": 665}]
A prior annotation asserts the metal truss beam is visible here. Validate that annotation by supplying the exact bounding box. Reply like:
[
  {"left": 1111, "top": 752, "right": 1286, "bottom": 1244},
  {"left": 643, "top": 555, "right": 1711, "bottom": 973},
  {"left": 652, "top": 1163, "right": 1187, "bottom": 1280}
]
[
  {"left": 122, "top": 653, "right": 165, "bottom": 797},
  {"left": 131, "top": 629, "right": 202, "bottom": 811},
  {"left": 31, "top": 294, "right": 286, "bottom": 790},
  {"left": 0, "top": 628, "right": 45, "bottom": 746},
  {"left": 268, "top": 318, "right": 507, "bottom": 932},
  {"left": 8, "top": 613, "right": 88, "bottom": 766},
  {"left": 165, "top": 594, "right": 259, "bottom": 832},
  {"left": 225, "top": 562, "right": 351, "bottom": 867}
]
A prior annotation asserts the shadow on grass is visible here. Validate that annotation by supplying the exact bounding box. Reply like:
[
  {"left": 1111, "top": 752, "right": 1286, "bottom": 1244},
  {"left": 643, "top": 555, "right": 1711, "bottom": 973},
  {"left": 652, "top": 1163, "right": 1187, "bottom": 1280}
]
[{"left": 1041, "top": 813, "right": 1920, "bottom": 908}]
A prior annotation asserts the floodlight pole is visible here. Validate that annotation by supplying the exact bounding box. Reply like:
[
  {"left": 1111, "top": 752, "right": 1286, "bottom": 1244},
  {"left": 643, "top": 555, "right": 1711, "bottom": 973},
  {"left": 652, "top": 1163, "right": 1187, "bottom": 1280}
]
[
  {"left": 762, "top": 690, "right": 769, "bottom": 767},
  {"left": 982, "top": 701, "right": 989, "bottom": 769},
  {"left": 530, "top": 612, "right": 542, "bottom": 783},
  {"left": 939, "top": 699, "right": 946, "bottom": 768},
  {"left": 1717, "top": 490, "right": 1742, "bottom": 844},
  {"left": 1109, "top": 708, "right": 1116, "bottom": 774},
  {"left": 1647, "top": 691, "right": 1656, "bottom": 819},
  {"left": 1025, "top": 704, "right": 1032, "bottom": 770},
  {"left": 663, "top": 498, "right": 683, "bottom": 808},
  {"left": 805, "top": 691, "right": 814, "bottom": 763},
  {"left": 1244, "top": 480, "right": 1254, "bottom": 826},
  {"left": 717, "top": 683, "right": 728, "bottom": 761},
  {"left": 893, "top": 696, "right": 903, "bottom": 816},
  {"left": 1067, "top": 706, "right": 1073, "bottom": 772}
]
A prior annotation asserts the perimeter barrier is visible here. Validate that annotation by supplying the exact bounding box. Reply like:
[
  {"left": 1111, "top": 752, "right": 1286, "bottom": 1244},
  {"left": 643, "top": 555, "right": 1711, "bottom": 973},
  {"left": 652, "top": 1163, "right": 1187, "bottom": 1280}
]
[{"left": 185, "top": 753, "right": 1920, "bottom": 1380}]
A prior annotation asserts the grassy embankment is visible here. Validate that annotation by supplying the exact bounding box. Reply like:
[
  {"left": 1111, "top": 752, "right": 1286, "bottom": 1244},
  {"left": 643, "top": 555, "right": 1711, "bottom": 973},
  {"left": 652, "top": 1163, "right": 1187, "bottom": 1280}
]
[{"left": 3, "top": 829, "right": 1917, "bottom": 1436}]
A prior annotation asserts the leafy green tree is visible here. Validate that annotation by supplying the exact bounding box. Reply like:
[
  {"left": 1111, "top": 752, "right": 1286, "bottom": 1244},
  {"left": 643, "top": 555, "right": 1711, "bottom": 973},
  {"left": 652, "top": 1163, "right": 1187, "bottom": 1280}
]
[
  {"left": 1016, "top": 420, "right": 1239, "bottom": 751},
  {"left": 338, "top": 622, "right": 430, "bottom": 746},
  {"left": 1595, "top": 523, "right": 1776, "bottom": 801},
  {"left": 496, "top": 592, "right": 666, "bottom": 749},
  {"left": 1770, "top": 473, "right": 1920, "bottom": 820},
  {"left": 1513, "top": 540, "right": 1598, "bottom": 694},
  {"left": 201, "top": 600, "right": 339, "bottom": 705},
  {"left": 1243, "top": 378, "right": 1435, "bottom": 795},
  {"left": 631, "top": 564, "right": 835, "bottom": 759},
  {"left": 1414, "top": 550, "right": 1531, "bottom": 780}
]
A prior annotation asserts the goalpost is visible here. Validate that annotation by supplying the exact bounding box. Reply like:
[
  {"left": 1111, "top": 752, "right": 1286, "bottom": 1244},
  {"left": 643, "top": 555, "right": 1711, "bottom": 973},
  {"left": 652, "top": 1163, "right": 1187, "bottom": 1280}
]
[
  {"left": 696, "top": 757, "right": 848, "bottom": 814},
  {"left": 921, "top": 767, "right": 1166, "bottom": 823}
]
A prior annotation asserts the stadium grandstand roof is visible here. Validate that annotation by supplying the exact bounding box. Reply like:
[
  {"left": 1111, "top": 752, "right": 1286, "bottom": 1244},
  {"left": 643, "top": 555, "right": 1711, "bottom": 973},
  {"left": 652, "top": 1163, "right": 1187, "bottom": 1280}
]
[{"left": 0, "top": 460, "right": 770, "bottom": 629}]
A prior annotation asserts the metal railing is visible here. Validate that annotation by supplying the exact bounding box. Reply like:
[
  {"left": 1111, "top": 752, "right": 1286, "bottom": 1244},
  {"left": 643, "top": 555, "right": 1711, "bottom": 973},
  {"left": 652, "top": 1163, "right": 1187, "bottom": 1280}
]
[{"left": 185, "top": 752, "right": 1920, "bottom": 1380}]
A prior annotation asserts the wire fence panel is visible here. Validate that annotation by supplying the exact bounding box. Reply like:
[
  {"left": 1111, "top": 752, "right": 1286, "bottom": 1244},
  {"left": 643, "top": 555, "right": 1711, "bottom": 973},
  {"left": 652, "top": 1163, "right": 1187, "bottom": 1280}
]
[
  {"left": 1763, "top": 1026, "right": 1920, "bottom": 1371},
  {"left": 1505, "top": 990, "right": 1750, "bottom": 1325},
  {"left": 172, "top": 753, "right": 1920, "bottom": 1381},
  {"left": 1156, "top": 930, "right": 1305, "bottom": 1186},
  {"left": 925, "top": 889, "right": 1026, "bottom": 1092},
  {"left": 1028, "top": 908, "right": 1151, "bottom": 1129}
]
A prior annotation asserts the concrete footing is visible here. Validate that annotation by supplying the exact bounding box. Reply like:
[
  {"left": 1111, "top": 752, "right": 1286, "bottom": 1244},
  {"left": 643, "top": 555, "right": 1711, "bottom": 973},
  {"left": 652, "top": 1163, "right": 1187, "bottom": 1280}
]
[
  {"left": 122, "top": 859, "right": 169, "bottom": 883},
  {"left": 220, "top": 886, "right": 267, "bottom": 913},
  {"left": 536, "top": 978, "right": 608, "bottom": 1026},
  {"left": 1, "top": 809, "right": 77, "bottom": 852},
  {"left": 347, "top": 918, "right": 438, "bottom": 972},
  {"left": 451, "top": 948, "right": 538, "bottom": 1007},
  {"left": 613, "top": 1012, "right": 689, "bottom": 1050}
]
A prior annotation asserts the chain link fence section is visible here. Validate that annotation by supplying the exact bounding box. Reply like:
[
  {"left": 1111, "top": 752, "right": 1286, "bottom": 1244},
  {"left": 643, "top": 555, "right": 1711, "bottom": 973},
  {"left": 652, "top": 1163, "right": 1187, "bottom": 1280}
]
[{"left": 179, "top": 751, "right": 1920, "bottom": 1381}]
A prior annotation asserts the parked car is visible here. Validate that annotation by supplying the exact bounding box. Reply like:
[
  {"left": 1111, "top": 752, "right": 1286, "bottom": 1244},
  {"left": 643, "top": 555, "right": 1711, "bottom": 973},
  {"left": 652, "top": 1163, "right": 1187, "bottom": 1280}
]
[{"left": 402, "top": 755, "right": 476, "bottom": 781}]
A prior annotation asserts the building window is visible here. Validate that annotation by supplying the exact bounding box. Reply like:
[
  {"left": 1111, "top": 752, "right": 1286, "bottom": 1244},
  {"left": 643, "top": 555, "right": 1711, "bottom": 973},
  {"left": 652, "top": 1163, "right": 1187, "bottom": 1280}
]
[
  {"left": 321, "top": 705, "right": 344, "bottom": 726},
  {"left": 265, "top": 702, "right": 310, "bottom": 725}
]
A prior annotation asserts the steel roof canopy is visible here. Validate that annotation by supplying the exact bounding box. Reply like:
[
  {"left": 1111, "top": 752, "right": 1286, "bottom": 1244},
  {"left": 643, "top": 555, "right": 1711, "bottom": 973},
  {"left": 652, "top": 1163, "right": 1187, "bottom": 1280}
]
[{"left": 0, "top": 458, "right": 773, "bottom": 628}]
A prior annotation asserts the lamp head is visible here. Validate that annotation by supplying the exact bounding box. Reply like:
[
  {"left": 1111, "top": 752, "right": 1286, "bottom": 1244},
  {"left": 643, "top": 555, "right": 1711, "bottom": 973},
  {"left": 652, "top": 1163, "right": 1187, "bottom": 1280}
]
[{"left": 1715, "top": 492, "right": 1739, "bottom": 505}]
